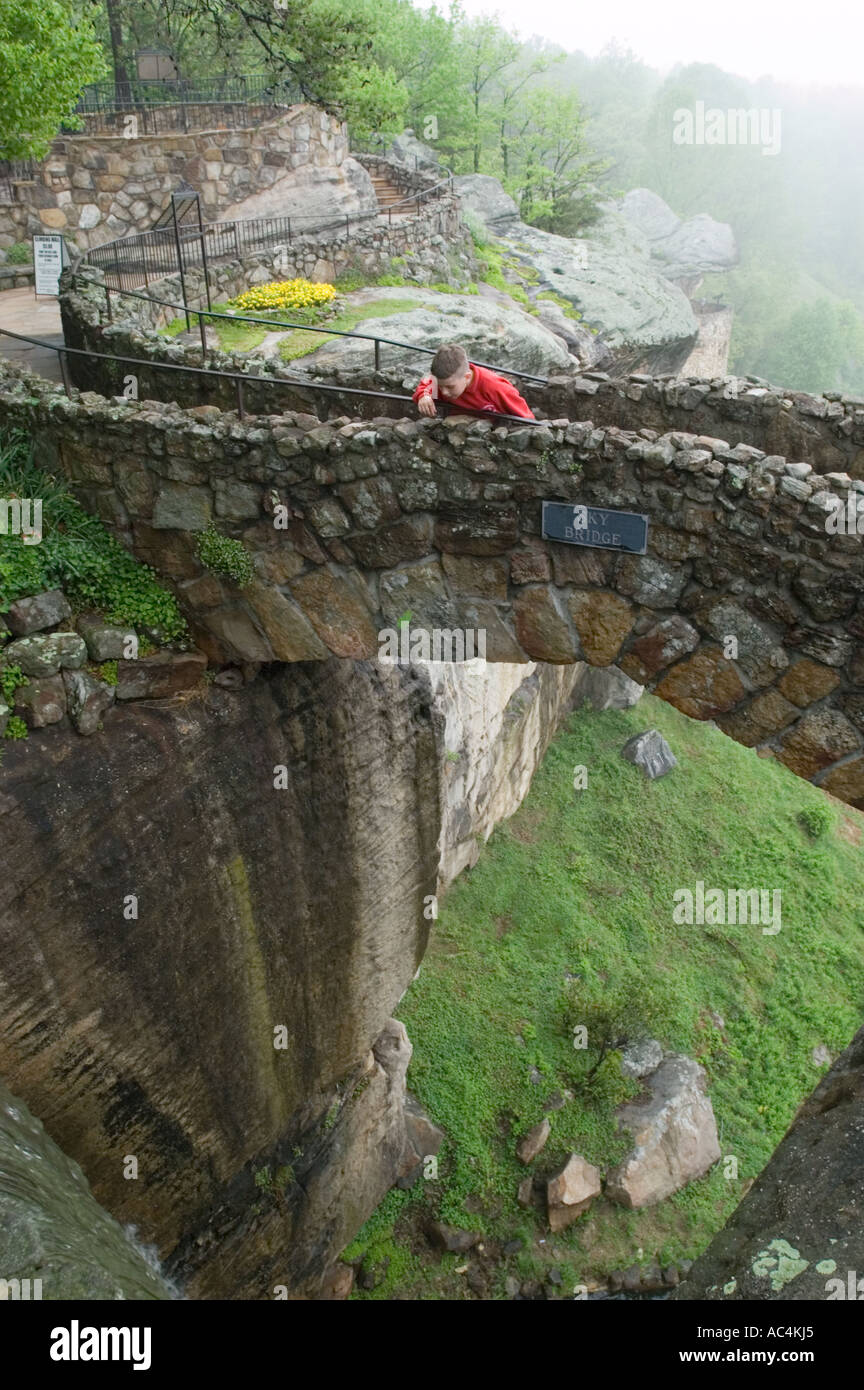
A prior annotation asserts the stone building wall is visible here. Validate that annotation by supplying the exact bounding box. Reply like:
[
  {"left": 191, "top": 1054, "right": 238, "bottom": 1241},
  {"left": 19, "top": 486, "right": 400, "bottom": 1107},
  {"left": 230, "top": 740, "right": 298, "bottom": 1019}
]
[
  {"left": 3, "top": 357, "right": 864, "bottom": 806},
  {"left": 0, "top": 105, "right": 360, "bottom": 253}
]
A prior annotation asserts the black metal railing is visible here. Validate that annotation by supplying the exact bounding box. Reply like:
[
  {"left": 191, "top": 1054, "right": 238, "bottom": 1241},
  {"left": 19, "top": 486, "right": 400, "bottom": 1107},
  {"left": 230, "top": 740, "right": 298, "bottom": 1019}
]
[
  {"left": 0, "top": 326, "right": 545, "bottom": 427},
  {"left": 81, "top": 184, "right": 455, "bottom": 293},
  {"left": 0, "top": 159, "right": 37, "bottom": 204},
  {"left": 76, "top": 273, "right": 549, "bottom": 387},
  {"left": 58, "top": 75, "right": 303, "bottom": 137},
  {"left": 75, "top": 75, "right": 301, "bottom": 111}
]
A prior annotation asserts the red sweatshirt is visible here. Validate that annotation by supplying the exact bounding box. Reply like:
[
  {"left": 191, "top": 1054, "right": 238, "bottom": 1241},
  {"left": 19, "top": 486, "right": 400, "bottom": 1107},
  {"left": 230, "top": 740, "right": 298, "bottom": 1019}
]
[{"left": 413, "top": 363, "right": 535, "bottom": 419}]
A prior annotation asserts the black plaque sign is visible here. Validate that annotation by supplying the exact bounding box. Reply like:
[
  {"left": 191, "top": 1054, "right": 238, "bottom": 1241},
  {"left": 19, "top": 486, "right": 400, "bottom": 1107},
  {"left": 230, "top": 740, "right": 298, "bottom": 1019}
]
[{"left": 541, "top": 501, "right": 649, "bottom": 554}]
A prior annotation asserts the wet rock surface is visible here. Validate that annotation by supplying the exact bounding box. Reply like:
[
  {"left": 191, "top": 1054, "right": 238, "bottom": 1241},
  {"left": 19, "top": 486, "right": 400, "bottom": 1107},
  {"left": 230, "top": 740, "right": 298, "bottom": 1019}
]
[{"left": 675, "top": 1026, "right": 864, "bottom": 1301}]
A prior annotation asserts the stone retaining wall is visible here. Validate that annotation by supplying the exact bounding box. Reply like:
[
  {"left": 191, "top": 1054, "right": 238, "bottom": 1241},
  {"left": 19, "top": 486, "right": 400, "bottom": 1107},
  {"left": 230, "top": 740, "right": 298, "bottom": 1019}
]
[
  {"left": 0, "top": 263, "right": 34, "bottom": 290},
  {"left": 3, "top": 357, "right": 864, "bottom": 806},
  {"left": 523, "top": 372, "right": 864, "bottom": 480},
  {"left": 0, "top": 105, "right": 353, "bottom": 251},
  {"left": 60, "top": 259, "right": 860, "bottom": 471}
]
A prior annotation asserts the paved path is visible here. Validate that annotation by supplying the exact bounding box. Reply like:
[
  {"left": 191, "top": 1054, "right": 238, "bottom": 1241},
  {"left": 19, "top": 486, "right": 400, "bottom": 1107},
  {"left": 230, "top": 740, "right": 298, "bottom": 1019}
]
[{"left": 0, "top": 287, "right": 64, "bottom": 383}]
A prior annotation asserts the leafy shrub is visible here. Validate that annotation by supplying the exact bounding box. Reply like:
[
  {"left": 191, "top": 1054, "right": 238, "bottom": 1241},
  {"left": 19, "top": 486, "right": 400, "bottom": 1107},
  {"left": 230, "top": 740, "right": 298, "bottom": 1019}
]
[
  {"left": 0, "top": 664, "right": 28, "bottom": 704},
  {"left": 463, "top": 209, "right": 493, "bottom": 249},
  {"left": 5, "top": 241, "right": 32, "bottom": 265},
  {"left": 0, "top": 429, "right": 186, "bottom": 642},
  {"left": 3, "top": 715, "right": 28, "bottom": 739},
  {"left": 195, "top": 526, "right": 253, "bottom": 586},
  {"left": 95, "top": 660, "right": 118, "bottom": 687},
  {"left": 559, "top": 966, "right": 675, "bottom": 1092},
  {"left": 231, "top": 278, "right": 337, "bottom": 313},
  {"left": 798, "top": 804, "right": 833, "bottom": 839}
]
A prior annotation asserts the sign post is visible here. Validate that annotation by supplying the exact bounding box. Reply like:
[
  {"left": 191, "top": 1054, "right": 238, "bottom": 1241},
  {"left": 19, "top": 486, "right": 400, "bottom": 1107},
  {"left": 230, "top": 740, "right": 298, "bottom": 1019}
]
[
  {"left": 32, "top": 234, "right": 66, "bottom": 298},
  {"left": 541, "top": 501, "right": 649, "bottom": 554}
]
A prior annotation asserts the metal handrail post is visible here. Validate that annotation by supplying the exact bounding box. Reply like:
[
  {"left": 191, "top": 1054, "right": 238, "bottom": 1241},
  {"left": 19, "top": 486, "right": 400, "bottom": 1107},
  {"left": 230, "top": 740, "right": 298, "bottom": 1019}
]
[{"left": 171, "top": 196, "right": 191, "bottom": 331}]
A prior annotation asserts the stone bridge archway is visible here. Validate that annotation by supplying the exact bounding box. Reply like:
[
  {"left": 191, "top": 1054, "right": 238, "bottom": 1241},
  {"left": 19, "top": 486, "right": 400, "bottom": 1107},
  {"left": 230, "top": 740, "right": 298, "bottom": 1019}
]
[{"left": 2, "top": 367, "right": 864, "bottom": 805}]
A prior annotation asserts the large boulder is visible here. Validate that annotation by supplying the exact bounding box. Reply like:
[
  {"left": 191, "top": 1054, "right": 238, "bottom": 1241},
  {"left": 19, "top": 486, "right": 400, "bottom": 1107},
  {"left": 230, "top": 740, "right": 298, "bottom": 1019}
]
[
  {"left": 546, "top": 1153, "right": 602, "bottom": 1232},
  {"left": 454, "top": 174, "right": 520, "bottom": 230},
  {"left": 387, "top": 130, "right": 442, "bottom": 172},
  {"left": 292, "top": 285, "right": 573, "bottom": 380},
  {"left": 500, "top": 208, "right": 698, "bottom": 373},
  {"left": 223, "top": 158, "right": 378, "bottom": 230},
  {"left": 619, "top": 188, "right": 738, "bottom": 287},
  {"left": 606, "top": 1054, "right": 721, "bottom": 1209}
]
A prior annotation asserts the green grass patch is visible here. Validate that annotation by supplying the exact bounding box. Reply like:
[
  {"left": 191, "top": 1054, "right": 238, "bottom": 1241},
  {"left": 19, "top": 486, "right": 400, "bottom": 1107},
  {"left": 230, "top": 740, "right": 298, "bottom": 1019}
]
[
  {"left": 160, "top": 311, "right": 270, "bottom": 353},
  {"left": 348, "top": 694, "right": 864, "bottom": 1299},
  {"left": 278, "top": 296, "right": 428, "bottom": 363},
  {"left": 0, "top": 430, "right": 186, "bottom": 643}
]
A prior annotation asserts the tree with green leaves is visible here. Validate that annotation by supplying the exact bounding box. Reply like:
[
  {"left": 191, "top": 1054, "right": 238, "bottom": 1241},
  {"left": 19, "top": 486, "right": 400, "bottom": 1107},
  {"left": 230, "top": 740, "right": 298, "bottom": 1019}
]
[
  {"left": 513, "top": 87, "right": 611, "bottom": 233},
  {"left": 184, "top": 0, "right": 408, "bottom": 133},
  {"left": 0, "top": 0, "right": 107, "bottom": 160}
]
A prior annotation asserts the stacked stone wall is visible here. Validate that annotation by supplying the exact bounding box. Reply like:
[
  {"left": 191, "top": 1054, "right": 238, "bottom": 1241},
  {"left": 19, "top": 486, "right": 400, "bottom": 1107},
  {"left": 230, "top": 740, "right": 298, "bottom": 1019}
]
[
  {"left": 0, "top": 105, "right": 350, "bottom": 252},
  {"left": 2, "top": 358, "right": 864, "bottom": 805}
]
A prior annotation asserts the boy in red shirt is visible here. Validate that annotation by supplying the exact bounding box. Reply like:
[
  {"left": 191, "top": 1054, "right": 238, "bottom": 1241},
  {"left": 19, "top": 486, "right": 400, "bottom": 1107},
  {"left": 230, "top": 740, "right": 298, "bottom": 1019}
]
[{"left": 413, "top": 342, "right": 535, "bottom": 420}]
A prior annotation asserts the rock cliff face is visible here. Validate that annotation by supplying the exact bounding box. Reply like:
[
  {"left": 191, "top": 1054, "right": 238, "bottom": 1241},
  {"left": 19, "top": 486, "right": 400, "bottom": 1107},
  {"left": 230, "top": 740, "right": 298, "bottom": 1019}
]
[
  {"left": 0, "top": 651, "right": 597, "bottom": 1296},
  {"left": 618, "top": 189, "right": 738, "bottom": 293},
  {"left": 429, "top": 660, "right": 584, "bottom": 888},
  {"left": 0, "top": 659, "right": 440, "bottom": 1297}
]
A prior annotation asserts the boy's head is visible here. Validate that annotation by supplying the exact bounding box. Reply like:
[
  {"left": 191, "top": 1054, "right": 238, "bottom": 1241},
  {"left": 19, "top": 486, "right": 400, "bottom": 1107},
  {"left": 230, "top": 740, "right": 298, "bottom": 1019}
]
[{"left": 430, "top": 343, "right": 472, "bottom": 400}]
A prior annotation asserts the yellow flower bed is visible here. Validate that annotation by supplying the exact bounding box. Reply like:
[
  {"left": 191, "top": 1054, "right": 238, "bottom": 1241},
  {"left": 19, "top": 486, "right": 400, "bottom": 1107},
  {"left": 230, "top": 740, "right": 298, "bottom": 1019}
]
[{"left": 231, "top": 278, "right": 337, "bottom": 313}]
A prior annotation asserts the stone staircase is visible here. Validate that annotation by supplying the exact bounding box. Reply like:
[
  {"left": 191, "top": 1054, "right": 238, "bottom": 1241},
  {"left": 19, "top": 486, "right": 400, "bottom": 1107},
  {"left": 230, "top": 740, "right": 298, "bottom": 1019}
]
[{"left": 369, "top": 172, "right": 412, "bottom": 217}]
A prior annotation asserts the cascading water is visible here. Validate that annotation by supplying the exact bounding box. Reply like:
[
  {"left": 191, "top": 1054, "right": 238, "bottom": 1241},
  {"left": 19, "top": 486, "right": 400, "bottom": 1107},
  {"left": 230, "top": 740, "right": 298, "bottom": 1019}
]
[{"left": 0, "top": 1081, "right": 177, "bottom": 1300}]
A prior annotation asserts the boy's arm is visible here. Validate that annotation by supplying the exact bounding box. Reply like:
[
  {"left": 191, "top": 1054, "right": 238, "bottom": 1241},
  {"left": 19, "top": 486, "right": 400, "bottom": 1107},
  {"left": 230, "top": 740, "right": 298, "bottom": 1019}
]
[
  {"left": 412, "top": 375, "right": 438, "bottom": 404},
  {"left": 491, "top": 377, "right": 535, "bottom": 419}
]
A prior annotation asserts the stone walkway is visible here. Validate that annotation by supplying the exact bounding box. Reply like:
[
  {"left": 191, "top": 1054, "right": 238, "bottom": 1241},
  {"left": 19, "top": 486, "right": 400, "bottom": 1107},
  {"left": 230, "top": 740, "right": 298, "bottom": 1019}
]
[{"left": 0, "top": 287, "right": 64, "bottom": 383}]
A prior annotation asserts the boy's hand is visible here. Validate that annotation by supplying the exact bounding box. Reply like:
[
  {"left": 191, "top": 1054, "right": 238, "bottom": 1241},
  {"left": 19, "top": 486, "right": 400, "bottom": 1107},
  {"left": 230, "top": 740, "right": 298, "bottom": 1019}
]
[{"left": 417, "top": 391, "right": 437, "bottom": 417}]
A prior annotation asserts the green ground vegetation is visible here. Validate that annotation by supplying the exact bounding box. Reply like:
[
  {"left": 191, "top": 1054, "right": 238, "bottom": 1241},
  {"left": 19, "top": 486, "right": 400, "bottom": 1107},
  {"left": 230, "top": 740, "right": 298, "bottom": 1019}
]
[
  {"left": 277, "top": 294, "right": 428, "bottom": 362},
  {"left": 346, "top": 694, "right": 864, "bottom": 1299},
  {"left": 0, "top": 429, "right": 185, "bottom": 643}
]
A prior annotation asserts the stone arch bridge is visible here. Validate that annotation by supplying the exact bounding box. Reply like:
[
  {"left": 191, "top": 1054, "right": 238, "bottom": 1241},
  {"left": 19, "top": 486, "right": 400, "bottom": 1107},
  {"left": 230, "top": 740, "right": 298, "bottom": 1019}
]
[{"left": 1, "top": 361, "right": 864, "bottom": 806}]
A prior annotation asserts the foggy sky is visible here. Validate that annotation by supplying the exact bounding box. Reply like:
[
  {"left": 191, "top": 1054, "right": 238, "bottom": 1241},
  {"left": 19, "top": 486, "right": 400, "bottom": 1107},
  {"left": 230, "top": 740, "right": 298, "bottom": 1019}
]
[{"left": 442, "top": 0, "right": 864, "bottom": 88}]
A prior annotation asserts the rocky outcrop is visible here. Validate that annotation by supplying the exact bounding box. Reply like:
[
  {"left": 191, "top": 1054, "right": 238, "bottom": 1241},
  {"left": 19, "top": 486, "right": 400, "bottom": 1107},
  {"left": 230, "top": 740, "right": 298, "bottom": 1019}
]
[
  {"left": 606, "top": 1055, "right": 721, "bottom": 1209},
  {"left": 294, "top": 285, "right": 573, "bottom": 380},
  {"left": 449, "top": 172, "right": 699, "bottom": 374},
  {"left": 619, "top": 189, "right": 738, "bottom": 293},
  {"left": 221, "top": 157, "right": 378, "bottom": 228},
  {"left": 503, "top": 211, "right": 698, "bottom": 374},
  {"left": 453, "top": 174, "right": 520, "bottom": 230},
  {"left": 674, "top": 1027, "right": 864, "bottom": 1300},
  {"left": 0, "top": 1081, "right": 176, "bottom": 1300},
  {"left": 388, "top": 131, "right": 442, "bottom": 172}
]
